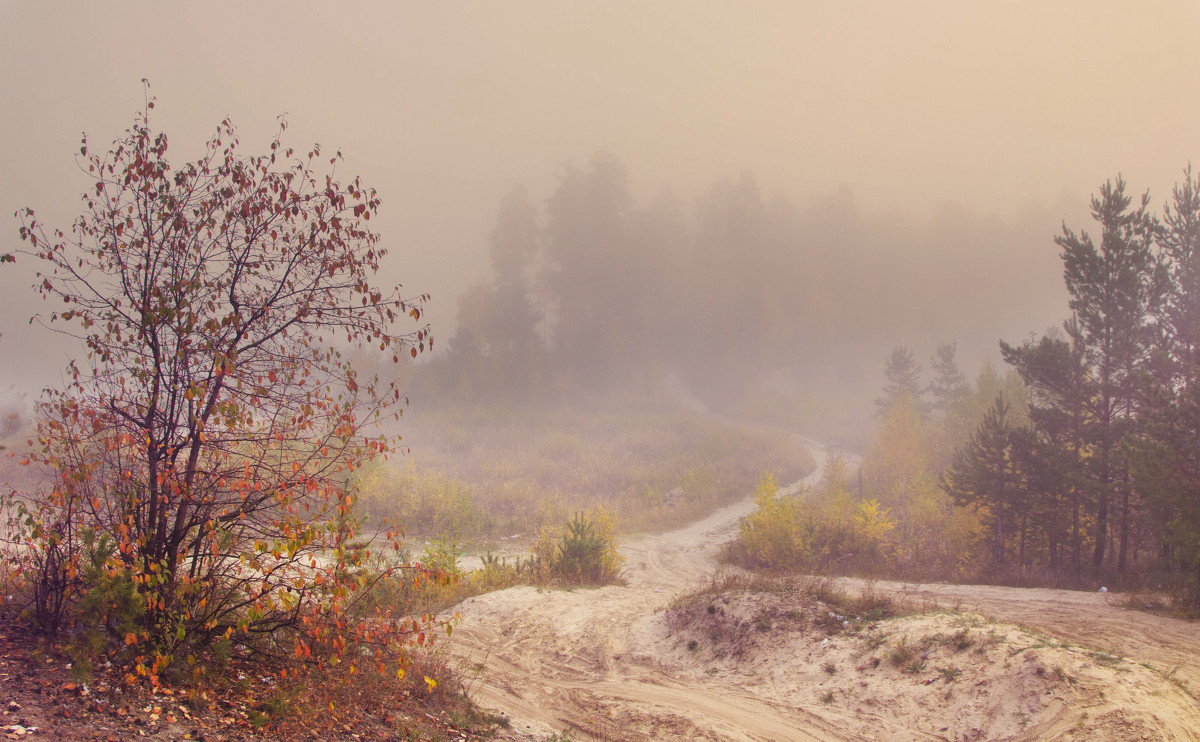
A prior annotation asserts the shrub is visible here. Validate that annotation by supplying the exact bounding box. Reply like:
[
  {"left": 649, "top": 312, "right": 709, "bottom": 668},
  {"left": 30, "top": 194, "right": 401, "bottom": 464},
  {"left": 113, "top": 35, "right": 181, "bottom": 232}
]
[
  {"left": 552, "top": 510, "right": 623, "bottom": 585},
  {"left": 555, "top": 513, "right": 605, "bottom": 583},
  {"left": 725, "top": 473, "right": 807, "bottom": 569},
  {"left": 525, "top": 509, "right": 624, "bottom": 586},
  {"left": 725, "top": 470, "right": 908, "bottom": 575},
  {"left": 3, "top": 90, "right": 441, "bottom": 686}
]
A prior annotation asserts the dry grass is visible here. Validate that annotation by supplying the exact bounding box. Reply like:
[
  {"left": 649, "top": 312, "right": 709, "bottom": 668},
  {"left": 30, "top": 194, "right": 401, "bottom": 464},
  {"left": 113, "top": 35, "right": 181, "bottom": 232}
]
[
  {"left": 669, "top": 569, "right": 933, "bottom": 637},
  {"left": 663, "top": 569, "right": 939, "bottom": 669},
  {"left": 362, "top": 406, "right": 814, "bottom": 540},
  {"left": 673, "top": 570, "right": 929, "bottom": 615},
  {"left": 1116, "top": 588, "right": 1200, "bottom": 619}
]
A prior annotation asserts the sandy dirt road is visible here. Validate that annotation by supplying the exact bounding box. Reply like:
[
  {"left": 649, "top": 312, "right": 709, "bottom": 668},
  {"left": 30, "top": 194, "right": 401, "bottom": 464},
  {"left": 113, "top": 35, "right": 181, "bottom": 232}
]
[{"left": 449, "top": 440, "right": 1200, "bottom": 741}]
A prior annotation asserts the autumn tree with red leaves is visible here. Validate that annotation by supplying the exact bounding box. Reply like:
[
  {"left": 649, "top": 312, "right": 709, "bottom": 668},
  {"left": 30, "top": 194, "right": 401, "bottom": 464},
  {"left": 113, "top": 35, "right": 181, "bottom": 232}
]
[{"left": 6, "top": 90, "right": 436, "bottom": 682}]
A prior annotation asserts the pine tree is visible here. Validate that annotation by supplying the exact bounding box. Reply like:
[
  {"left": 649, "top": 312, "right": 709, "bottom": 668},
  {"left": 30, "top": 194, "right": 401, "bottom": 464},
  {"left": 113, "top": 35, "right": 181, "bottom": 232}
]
[
  {"left": 942, "top": 395, "right": 1026, "bottom": 567},
  {"left": 929, "top": 342, "right": 968, "bottom": 417},
  {"left": 1001, "top": 329, "right": 1091, "bottom": 577},
  {"left": 554, "top": 513, "right": 606, "bottom": 583},
  {"left": 1130, "top": 166, "right": 1200, "bottom": 601},
  {"left": 875, "top": 346, "right": 925, "bottom": 417},
  {"left": 1057, "top": 177, "right": 1163, "bottom": 574}
]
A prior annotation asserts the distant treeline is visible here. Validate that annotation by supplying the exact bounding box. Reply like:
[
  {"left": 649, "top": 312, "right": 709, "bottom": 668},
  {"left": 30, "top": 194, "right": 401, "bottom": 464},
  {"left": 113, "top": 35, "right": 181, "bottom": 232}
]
[{"left": 412, "top": 152, "right": 1062, "bottom": 419}]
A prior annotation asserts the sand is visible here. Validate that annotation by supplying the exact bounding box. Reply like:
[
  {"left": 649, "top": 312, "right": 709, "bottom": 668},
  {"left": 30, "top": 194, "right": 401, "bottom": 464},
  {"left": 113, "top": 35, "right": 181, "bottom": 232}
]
[{"left": 448, "top": 443, "right": 1200, "bottom": 741}]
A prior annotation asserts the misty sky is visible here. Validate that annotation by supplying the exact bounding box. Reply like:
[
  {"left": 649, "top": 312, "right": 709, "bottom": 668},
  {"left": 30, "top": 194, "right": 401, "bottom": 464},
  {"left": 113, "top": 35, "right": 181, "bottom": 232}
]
[{"left": 2, "top": 1, "right": 1198, "bottom": 398}]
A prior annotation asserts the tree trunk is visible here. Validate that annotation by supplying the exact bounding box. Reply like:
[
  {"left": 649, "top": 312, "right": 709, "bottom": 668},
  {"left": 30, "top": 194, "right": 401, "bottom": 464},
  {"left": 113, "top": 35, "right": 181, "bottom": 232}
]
[
  {"left": 995, "top": 503, "right": 1006, "bottom": 567},
  {"left": 1071, "top": 483, "right": 1081, "bottom": 577},
  {"left": 1093, "top": 441, "right": 1112, "bottom": 575},
  {"left": 1018, "top": 508, "right": 1028, "bottom": 569},
  {"left": 1092, "top": 490, "right": 1108, "bottom": 575},
  {"left": 1117, "top": 472, "right": 1131, "bottom": 574}
]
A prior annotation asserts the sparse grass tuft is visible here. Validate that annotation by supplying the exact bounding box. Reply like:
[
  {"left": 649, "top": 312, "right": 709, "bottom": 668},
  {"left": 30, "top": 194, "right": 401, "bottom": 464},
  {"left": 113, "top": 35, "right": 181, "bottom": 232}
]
[
  {"left": 862, "top": 630, "right": 887, "bottom": 651},
  {"left": 807, "top": 578, "right": 932, "bottom": 623},
  {"left": 1084, "top": 649, "right": 1124, "bottom": 667},
  {"left": 974, "top": 629, "right": 1002, "bottom": 655},
  {"left": 938, "top": 666, "right": 961, "bottom": 682},
  {"left": 889, "top": 637, "right": 916, "bottom": 668},
  {"left": 1053, "top": 665, "right": 1075, "bottom": 685},
  {"left": 1158, "top": 666, "right": 1195, "bottom": 699},
  {"left": 669, "top": 569, "right": 789, "bottom": 610}
]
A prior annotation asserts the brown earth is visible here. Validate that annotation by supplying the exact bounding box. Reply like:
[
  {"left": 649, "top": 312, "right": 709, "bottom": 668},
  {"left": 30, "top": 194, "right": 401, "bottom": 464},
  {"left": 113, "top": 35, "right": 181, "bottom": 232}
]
[
  {"left": 0, "top": 621, "right": 493, "bottom": 742},
  {"left": 451, "top": 443, "right": 1200, "bottom": 741}
]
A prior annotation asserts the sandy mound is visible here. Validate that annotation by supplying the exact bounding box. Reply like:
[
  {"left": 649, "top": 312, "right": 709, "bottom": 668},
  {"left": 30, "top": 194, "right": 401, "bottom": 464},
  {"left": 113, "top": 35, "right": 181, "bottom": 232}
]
[{"left": 649, "top": 583, "right": 1200, "bottom": 741}]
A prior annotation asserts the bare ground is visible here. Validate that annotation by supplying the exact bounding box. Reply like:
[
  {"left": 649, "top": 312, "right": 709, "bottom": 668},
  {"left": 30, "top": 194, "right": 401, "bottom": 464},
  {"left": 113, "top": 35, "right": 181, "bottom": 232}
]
[{"left": 450, "top": 442, "right": 1200, "bottom": 741}]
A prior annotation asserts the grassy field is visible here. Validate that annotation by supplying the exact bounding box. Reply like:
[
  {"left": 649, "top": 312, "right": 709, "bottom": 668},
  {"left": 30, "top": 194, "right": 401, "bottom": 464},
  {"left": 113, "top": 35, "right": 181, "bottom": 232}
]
[{"left": 356, "top": 404, "right": 815, "bottom": 543}]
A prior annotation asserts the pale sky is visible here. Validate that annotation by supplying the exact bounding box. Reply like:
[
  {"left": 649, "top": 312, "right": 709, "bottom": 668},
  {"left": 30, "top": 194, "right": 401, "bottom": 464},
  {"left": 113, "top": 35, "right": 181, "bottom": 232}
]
[{"left": 2, "top": 1, "right": 1198, "bottom": 396}]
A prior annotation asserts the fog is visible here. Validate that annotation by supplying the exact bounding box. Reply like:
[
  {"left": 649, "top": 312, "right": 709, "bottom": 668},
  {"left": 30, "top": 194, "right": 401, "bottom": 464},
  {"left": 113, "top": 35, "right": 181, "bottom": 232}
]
[{"left": 2, "top": 1, "right": 1198, "bottom": 414}]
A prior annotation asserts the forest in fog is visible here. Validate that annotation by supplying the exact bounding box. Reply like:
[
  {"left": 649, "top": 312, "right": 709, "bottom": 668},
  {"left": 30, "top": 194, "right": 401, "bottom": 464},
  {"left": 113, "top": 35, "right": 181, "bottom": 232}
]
[
  {"left": 387, "top": 152, "right": 1200, "bottom": 599},
  {"left": 411, "top": 151, "right": 1064, "bottom": 439},
  {"left": 718, "top": 169, "right": 1200, "bottom": 601}
]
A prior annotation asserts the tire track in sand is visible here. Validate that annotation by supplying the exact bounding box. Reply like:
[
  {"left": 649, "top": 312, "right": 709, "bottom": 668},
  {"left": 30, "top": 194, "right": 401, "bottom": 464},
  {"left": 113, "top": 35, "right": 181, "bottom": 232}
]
[
  {"left": 448, "top": 437, "right": 1200, "bottom": 740},
  {"left": 450, "top": 439, "right": 855, "bottom": 741}
]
